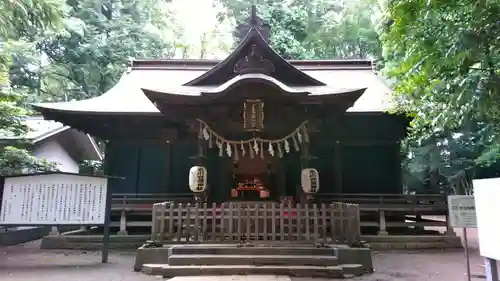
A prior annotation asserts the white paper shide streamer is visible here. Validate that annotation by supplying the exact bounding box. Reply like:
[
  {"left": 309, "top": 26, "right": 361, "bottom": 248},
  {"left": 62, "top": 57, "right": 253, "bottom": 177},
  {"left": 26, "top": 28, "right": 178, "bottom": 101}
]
[{"left": 197, "top": 119, "right": 309, "bottom": 160}]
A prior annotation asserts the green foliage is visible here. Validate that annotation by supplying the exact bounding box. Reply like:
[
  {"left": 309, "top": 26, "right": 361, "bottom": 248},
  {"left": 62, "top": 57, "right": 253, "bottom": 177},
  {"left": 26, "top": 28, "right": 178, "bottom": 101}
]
[
  {"left": 382, "top": 0, "right": 500, "bottom": 189},
  {"left": 79, "top": 159, "right": 104, "bottom": 175},
  {"left": 36, "top": 0, "right": 172, "bottom": 102},
  {"left": 0, "top": 0, "right": 67, "bottom": 172},
  {"left": 220, "top": 0, "right": 381, "bottom": 60},
  {"left": 306, "top": 0, "right": 382, "bottom": 60},
  {"left": 259, "top": 3, "right": 310, "bottom": 59},
  {"left": 1, "top": 0, "right": 177, "bottom": 173},
  {"left": 0, "top": 0, "right": 66, "bottom": 38},
  {"left": 0, "top": 146, "right": 58, "bottom": 176}
]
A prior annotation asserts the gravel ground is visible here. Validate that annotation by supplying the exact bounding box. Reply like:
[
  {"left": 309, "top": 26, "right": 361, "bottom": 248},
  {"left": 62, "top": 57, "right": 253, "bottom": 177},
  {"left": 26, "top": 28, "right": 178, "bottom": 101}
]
[{"left": 0, "top": 237, "right": 489, "bottom": 281}]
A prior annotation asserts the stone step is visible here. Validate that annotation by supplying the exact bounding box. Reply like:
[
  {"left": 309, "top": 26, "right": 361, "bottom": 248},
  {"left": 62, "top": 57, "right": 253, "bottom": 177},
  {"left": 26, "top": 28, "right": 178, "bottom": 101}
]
[
  {"left": 157, "top": 264, "right": 343, "bottom": 278},
  {"left": 168, "top": 245, "right": 336, "bottom": 256},
  {"left": 142, "top": 264, "right": 164, "bottom": 276},
  {"left": 142, "top": 264, "right": 365, "bottom": 278},
  {"left": 341, "top": 264, "right": 365, "bottom": 277},
  {"left": 168, "top": 254, "right": 339, "bottom": 266}
]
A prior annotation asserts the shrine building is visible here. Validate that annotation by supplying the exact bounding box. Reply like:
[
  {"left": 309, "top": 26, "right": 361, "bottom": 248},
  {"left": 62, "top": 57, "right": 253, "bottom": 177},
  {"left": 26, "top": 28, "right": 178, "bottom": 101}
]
[{"left": 32, "top": 7, "right": 408, "bottom": 203}]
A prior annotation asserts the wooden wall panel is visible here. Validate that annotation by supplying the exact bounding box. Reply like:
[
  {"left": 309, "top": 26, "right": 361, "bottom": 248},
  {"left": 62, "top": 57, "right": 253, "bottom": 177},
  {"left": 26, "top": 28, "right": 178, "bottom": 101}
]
[{"left": 105, "top": 141, "right": 140, "bottom": 194}]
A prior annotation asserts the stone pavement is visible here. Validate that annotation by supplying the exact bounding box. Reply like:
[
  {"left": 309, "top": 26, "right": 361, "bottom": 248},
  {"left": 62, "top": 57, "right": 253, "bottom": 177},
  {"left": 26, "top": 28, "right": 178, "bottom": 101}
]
[
  {"left": 0, "top": 239, "right": 488, "bottom": 281},
  {"left": 168, "top": 276, "right": 291, "bottom": 281},
  {"left": 0, "top": 244, "right": 296, "bottom": 281}
]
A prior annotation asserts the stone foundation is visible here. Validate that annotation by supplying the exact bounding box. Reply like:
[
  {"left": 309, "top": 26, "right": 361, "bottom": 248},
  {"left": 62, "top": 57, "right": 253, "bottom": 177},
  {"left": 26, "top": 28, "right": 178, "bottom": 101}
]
[
  {"left": 136, "top": 243, "right": 373, "bottom": 278},
  {"left": 41, "top": 233, "right": 463, "bottom": 251},
  {"left": 0, "top": 227, "right": 51, "bottom": 246}
]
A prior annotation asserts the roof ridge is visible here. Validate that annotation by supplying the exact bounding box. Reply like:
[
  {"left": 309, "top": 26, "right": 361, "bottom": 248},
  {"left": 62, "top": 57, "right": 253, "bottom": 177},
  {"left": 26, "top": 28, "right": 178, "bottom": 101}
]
[
  {"left": 131, "top": 59, "right": 374, "bottom": 71},
  {"left": 131, "top": 58, "right": 373, "bottom": 67}
]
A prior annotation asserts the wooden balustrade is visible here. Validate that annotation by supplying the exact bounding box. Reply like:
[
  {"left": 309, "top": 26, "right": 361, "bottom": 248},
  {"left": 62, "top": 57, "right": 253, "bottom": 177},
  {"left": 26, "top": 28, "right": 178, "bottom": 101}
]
[
  {"left": 315, "top": 193, "right": 447, "bottom": 206},
  {"left": 108, "top": 193, "right": 453, "bottom": 237},
  {"left": 315, "top": 193, "right": 451, "bottom": 235},
  {"left": 150, "top": 201, "right": 361, "bottom": 244}
]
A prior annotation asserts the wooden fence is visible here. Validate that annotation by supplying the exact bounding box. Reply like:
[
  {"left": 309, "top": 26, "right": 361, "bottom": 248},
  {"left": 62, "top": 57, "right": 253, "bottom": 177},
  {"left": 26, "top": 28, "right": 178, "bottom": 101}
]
[
  {"left": 151, "top": 202, "right": 361, "bottom": 244},
  {"left": 110, "top": 193, "right": 450, "bottom": 236}
]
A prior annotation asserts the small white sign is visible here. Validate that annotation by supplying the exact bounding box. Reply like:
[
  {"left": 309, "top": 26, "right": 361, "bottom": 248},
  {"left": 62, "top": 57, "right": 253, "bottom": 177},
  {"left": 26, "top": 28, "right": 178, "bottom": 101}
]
[
  {"left": 447, "top": 195, "right": 477, "bottom": 228},
  {"left": 474, "top": 177, "right": 500, "bottom": 261},
  {"left": 0, "top": 173, "right": 108, "bottom": 225}
]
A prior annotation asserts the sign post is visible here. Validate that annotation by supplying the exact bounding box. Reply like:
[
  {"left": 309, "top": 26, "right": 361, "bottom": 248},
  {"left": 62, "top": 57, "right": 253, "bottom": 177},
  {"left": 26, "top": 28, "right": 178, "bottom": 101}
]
[
  {"left": 0, "top": 172, "right": 115, "bottom": 264},
  {"left": 448, "top": 195, "right": 477, "bottom": 281},
  {"left": 101, "top": 180, "right": 113, "bottom": 263}
]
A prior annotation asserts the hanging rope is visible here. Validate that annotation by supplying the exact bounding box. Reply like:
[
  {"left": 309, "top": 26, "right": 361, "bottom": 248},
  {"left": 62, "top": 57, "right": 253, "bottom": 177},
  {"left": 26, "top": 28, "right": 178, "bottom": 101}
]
[{"left": 197, "top": 119, "right": 309, "bottom": 158}]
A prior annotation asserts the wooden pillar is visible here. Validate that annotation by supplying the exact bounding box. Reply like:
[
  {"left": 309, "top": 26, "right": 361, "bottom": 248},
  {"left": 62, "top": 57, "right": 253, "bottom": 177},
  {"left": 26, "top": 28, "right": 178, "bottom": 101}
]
[
  {"left": 277, "top": 161, "right": 286, "bottom": 200},
  {"left": 48, "top": 226, "right": 59, "bottom": 236},
  {"left": 301, "top": 140, "right": 311, "bottom": 169},
  {"left": 117, "top": 209, "right": 128, "bottom": 235},
  {"left": 221, "top": 157, "right": 231, "bottom": 203},
  {"left": 333, "top": 115, "right": 343, "bottom": 193},
  {"left": 189, "top": 123, "right": 207, "bottom": 202},
  {"left": 301, "top": 126, "right": 314, "bottom": 202},
  {"left": 377, "top": 210, "right": 388, "bottom": 235},
  {"left": 196, "top": 139, "right": 207, "bottom": 203},
  {"left": 334, "top": 140, "right": 343, "bottom": 193},
  {"left": 164, "top": 141, "right": 171, "bottom": 192}
]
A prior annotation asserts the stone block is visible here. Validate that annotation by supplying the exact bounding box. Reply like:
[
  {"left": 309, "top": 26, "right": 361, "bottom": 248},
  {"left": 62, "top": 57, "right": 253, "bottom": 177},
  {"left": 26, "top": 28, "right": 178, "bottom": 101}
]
[
  {"left": 141, "top": 263, "right": 166, "bottom": 275},
  {"left": 134, "top": 245, "right": 170, "bottom": 272},
  {"left": 168, "top": 254, "right": 339, "bottom": 266},
  {"left": 168, "top": 244, "right": 336, "bottom": 256},
  {"left": 0, "top": 227, "right": 51, "bottom": 246},
  {"left": 334, "top": 247, "right": 373, "bottom": 273},
  {"left": 341, "top": 264, "right": 365, "bottom": 277},
  {"left": 161, "top": 265, "right": 345, "bottom": 278}
]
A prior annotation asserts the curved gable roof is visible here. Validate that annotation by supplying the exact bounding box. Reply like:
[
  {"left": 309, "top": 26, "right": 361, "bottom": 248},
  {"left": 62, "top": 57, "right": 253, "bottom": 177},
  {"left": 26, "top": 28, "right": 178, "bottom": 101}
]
[{"left": 184, "top": 29, "right": 325, "bottom": 87}]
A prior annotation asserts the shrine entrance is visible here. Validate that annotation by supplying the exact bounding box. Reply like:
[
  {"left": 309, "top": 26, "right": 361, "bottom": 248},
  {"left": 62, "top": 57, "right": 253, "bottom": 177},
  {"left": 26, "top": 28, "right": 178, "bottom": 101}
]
[
  {"left": 229, "top": 153, "right": 278, "bottom": 201},
  {"left": 197, "top": 115, "right": 308, "bottom": 204}
]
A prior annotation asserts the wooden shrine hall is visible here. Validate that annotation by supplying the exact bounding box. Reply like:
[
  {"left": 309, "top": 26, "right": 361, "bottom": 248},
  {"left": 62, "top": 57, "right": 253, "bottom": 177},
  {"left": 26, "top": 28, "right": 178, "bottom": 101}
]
[{"left": 32, "top": 7, "right": 409, "bottom": 204}]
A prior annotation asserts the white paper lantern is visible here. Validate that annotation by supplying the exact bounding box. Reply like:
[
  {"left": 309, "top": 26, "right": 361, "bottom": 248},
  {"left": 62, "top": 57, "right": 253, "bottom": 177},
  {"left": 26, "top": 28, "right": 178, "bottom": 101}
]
[
  {"left": 301, "top": 168, "right": 320, "bottom": 194},
  {"left": 189, "top": 166, "right": 207, "bottom": 193}
]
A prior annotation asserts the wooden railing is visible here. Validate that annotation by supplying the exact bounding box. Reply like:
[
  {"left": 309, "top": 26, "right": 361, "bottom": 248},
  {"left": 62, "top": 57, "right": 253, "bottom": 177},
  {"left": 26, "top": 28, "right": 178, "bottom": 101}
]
[
  {"left": 110, "top": 193, "right": 194, "bottom": 235},
  {"left": 151, "top": 202, "right": 361, "bottom": 244},
  {"left": 315, "top": 193, "right": 447, "bottom": 206},
  {"left": 107, "top": 193, "right": 453, "bottom": 237},
  {"left": 111, "top": 193, "right": 195, "bottom": 209},
  {"left": 315, "top": 193, "right": 450, "bottom": 234}
]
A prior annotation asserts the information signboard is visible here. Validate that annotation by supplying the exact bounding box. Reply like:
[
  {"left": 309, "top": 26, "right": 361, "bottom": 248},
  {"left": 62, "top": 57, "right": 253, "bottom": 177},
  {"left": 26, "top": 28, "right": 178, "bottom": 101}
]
[
  {"left": 0, "top": 173, "right": 108, "bottom": 225},
  {"left": 0, "top": 172, "right": 114, "bottom": 263},
  {"left": 474, "top": 177, "right": 500, "bottom": 261},
  {"left": 447, "top": 195, "right": 477, "bottom": 228}
]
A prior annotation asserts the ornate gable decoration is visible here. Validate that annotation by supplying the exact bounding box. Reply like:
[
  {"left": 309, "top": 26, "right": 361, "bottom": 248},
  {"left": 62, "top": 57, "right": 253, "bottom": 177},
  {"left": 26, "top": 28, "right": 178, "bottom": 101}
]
[
  {"left": 234, "top": 45, "right": 275, "bottom": 75},
  {"left": 182, "top": 4, "right": 326, "bottom": 87}
]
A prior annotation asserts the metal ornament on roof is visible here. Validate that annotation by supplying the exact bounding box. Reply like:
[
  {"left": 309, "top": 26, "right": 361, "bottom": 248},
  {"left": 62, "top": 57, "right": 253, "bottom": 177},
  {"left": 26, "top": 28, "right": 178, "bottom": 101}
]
[
  {"left": 234, "top": 5, "right": 270, "bottom": 44},
  {"left": 198, "top": 119, "right": 309, "bottom": 161}
]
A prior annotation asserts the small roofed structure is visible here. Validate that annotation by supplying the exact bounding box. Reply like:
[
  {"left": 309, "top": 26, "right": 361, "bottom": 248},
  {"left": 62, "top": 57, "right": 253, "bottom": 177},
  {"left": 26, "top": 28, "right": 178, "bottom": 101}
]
[
  {"left": 0, "top": 117, "right": 102, "bottom": 173},
  {"left": 32, "top": 6, "right": 406, "bottom": 200}
]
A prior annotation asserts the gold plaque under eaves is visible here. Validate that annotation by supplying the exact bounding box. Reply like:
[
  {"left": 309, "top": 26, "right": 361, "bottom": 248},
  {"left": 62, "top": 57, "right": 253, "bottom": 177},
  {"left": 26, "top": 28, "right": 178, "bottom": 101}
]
[{"left": 242, "top": 99, "right": 264, "bottom": 132}]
